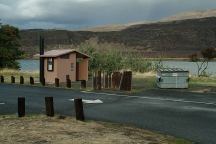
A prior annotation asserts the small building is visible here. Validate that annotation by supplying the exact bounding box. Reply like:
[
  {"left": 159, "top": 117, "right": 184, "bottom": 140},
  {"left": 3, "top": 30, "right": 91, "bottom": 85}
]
[
  {"left": 39, "top": 49, "right": 89, "bottom": 84},
  {"left": 156, "top": 68, "right": 189, "bottom": 89}
]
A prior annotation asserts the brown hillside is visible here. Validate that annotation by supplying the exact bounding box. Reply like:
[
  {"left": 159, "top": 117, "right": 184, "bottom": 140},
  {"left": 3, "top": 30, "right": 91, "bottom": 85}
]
[{"left": 20, "top": 17, "right": 216, "bottom": 58}]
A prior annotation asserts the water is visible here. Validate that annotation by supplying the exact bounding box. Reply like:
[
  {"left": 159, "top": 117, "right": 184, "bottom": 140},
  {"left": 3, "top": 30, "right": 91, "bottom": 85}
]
[
  {"left": 17, "top": 60, "right": 216, "bottom": 75},
  {"left": 17, "top": 59, "right": 39, "bottom": 72},
  {"left": 162, "top": 61, "right": 216, "bottom": 76}
]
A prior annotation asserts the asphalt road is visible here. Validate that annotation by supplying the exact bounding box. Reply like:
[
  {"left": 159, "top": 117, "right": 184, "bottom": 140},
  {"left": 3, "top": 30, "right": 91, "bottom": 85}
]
[{"left": 0, "top": 84, "right": 216, "bottom": 144}]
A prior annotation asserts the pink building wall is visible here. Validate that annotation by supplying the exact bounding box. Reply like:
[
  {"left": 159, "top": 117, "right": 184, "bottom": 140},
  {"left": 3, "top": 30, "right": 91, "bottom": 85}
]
[{"left": 44, "top": 52, "right": 88, "bottom": 83}]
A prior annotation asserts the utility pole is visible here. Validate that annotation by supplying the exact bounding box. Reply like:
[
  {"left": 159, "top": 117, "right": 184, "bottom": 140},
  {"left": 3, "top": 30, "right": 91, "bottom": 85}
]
[{"left": 40, "top": 36, "right": 45, "bottom": 83}]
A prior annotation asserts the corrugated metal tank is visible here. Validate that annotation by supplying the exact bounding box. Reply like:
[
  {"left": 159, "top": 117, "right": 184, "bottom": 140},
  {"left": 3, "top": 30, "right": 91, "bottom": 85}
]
[{"left": 156, "top": 68, "right": 189, "bottom": 89}]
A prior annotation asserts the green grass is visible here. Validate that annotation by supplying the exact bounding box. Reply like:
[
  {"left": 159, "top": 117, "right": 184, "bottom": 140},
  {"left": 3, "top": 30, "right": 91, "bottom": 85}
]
[
  {"left": 190, "top": 76, "right": 216, "bottom": 86},
  {"left": 132, "top": 72, "right": 216, "bottom": 93},
  {"left": 168, "top": 138, "right": 193, "bottom": 144},
  {"left": 0, "top": 69, "right": 39, "bottom": 83},
  {"left": 0, "top": 69, "right": 39, "bottom": 77},
  {"left": 132, "top": 76, "right": 156, "bottom": 93}
]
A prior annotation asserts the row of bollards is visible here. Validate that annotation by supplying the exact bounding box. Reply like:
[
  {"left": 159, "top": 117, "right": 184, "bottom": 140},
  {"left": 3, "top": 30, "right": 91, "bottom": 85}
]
[
  {"left": 17, "top": 97, "right": 85, "bottom": 121},
  {"left": 0, "top": 76, "right": 36, "bottom": 85},
  {"left": 0, "top": 75, "right": 87, "bottom": 89}
]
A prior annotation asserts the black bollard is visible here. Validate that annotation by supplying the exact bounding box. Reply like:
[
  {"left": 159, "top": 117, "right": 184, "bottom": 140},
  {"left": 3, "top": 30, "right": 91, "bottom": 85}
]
[
  {"left": 11, "top": 76, "right": 15, "bottom": 83},
  {"left": 20, "top": 76, "right": 24, "bottom": 84},
  {"left": 55, "top": 78, "right": 59, "bottom": 87},
  {"left": 81, "top": 80, "right": 86, "bottom": 89},
  {"left": 18, "top": 97, "right": 25, "bottom": 117},
  {"left": 30, "top": 77, "right": 34, "bottom": 85},
  {"left": 45, "top": 97, "right": 54, "bottom": 117},
  {"left": 66, "top": 78, "right": 71, "bottom": 88},
  {"left": 0, "top": 76, "right": 4, "bottom": 83},
  {"left": 41, "top": 77, "right": 45, "bottom": 86},
  {"left": 74, "top": 98, "right": 85, "bottom": 121}
]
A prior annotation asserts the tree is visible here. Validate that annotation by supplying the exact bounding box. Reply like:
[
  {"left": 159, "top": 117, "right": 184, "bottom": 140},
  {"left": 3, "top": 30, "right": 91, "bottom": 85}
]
[
  {"left": 189, "top": 48, "right": 216, "bottom": 77},
  {"left": 0, "top": 24, "right": 23, "bottom": 69}
]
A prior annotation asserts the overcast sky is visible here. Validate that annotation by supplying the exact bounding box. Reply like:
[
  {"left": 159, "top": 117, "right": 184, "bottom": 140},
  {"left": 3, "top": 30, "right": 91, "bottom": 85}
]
[{"left": 1, "top": 0, "right": 216, "bottom": 30}]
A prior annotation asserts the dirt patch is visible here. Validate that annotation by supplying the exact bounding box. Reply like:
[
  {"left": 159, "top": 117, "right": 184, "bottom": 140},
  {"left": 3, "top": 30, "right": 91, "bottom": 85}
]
[{"left": 0, "top": 115, "right": 191, "bottom": 144}]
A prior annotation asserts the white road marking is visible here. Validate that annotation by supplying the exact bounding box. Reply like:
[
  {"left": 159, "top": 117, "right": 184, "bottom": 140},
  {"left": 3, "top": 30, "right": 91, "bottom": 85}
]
[
  {"left": 0, "top": 103, "right": 5, "bottom": 105},
  {"left": 69, "top": 99, "right": 103, "bottom": 104},
  {"left": 81, "top": 91, "right": 216, "bottom": 106}
]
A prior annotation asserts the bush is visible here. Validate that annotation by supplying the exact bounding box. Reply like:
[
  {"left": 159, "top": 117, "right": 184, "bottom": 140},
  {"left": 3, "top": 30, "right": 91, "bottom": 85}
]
[{"left": 78, "top": 43, "right": 153, "bottom": 73}]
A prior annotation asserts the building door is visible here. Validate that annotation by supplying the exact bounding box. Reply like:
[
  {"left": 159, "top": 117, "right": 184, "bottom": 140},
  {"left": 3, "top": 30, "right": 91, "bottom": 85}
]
[{"left": 76, "top": 62, "right": 79, "bottom": 81}]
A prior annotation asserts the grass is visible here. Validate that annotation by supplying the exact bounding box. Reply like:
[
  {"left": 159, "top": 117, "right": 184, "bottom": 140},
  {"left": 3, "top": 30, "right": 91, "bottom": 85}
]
[
  {"left": 132, "top": 72, "right": 216, "bottom": 93},
  {"left": 0, "top": 115, "right": 192, "bottom": 144},
  {"left": 188, "top": 76, "right": 216, "bottom": 93},
  {"left": 0, "top": 69, "right": 39, "bottom": 83},
  {"left": 132, "top": 72, "right": 156, "bottom": 93},
  {"left": 0, "top": 69, "right": 215, "bottom": 93},
  {"left": 190, "top": 76, "right": 216, "bottom": 86},
  {"left": 0, "top": 69, "right": 39, "bottom": 77}
]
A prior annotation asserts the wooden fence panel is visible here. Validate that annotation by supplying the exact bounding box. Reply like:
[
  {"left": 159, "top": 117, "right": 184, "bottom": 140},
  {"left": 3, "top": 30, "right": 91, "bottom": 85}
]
[{"left": 120, "top": 71, "right": 132, "bottom": 91}]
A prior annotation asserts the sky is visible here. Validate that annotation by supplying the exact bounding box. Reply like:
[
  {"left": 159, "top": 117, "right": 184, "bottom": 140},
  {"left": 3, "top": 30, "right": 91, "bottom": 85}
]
[{"left": 0, "top": 0, "right": 216, "bottom": 30}]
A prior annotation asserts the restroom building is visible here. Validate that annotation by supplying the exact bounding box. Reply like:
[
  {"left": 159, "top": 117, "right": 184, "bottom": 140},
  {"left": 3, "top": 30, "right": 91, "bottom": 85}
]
[{"left": 39, "top": 49, "right": 89, "bottom": 83}]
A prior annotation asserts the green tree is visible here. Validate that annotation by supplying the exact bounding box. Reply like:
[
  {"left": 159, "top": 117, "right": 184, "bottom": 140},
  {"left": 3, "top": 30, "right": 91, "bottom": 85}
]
[{"left": 0, "top": 24, "right": 23, "bottom": 69}]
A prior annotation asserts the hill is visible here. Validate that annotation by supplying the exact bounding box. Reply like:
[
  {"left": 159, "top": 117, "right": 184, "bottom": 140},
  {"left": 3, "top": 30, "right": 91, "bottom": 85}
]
[
  {"left": 20, "top": 17, "right": 216, "bottom": 58},
  {"left": 163, "top": 9, "right": 216, "bottom": 21}
]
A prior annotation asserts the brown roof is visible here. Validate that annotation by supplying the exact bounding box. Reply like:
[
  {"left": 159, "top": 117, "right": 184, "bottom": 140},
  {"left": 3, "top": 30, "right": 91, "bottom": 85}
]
[{"left": 39, "top": 49, "right": 90, "bottom": 58}]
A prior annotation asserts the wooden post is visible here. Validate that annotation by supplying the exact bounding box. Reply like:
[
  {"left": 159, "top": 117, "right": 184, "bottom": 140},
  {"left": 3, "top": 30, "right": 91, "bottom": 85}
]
[
  {"left": 120, "top": 71, "right": 132, "bottom": 91},
  {"left": 18, "top": 97, "right": 25, "bottom": 117},
  {"left": 97, "top": 71, "right": 101, "bottom": 90},
  {"left": 55, "top": 78, "right": 59, "bottom": 87},
  {"left": 112, "top": 72, "right": 122, "bottom": 89},
  {"left": 93, "top": 71, "right": 97, "bottom": 90},
  {"left": 0, "top": 76, "right": 4, "bottom": 83},
  {"left": 30, "top": 77, "right": 34, "bottom": 85},
  {"left": 104, "top": 72, "right": 108, "bottom": 88},
  {"left": 45, "top": 97, "right": 54, "bottom": 117},
  {"left": 81, "top": 80, "right": 86, "bottom": 89},
  {"left": 102, "top": 71, "right": 105, "bottom": 88},
  {"left": 20, "top": 76, "right": 24, "bottom": 84},
  {"left": 11, "top": 76, "right": 15, "bottom": 83},
  {"left": 108, "top": 73, "right": 112, "bottom": 88},
  {"left": 66, "top": 78, "right": 71, "bottom": 88},
  {"left": 74, "top": 98, "right": 85, "bottom": 121}
]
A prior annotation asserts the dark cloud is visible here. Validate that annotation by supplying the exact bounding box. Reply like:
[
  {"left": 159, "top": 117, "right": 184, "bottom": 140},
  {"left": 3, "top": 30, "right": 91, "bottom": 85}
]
[{"left": 1, "top": 0, "right": 216, "bottom": 29}]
